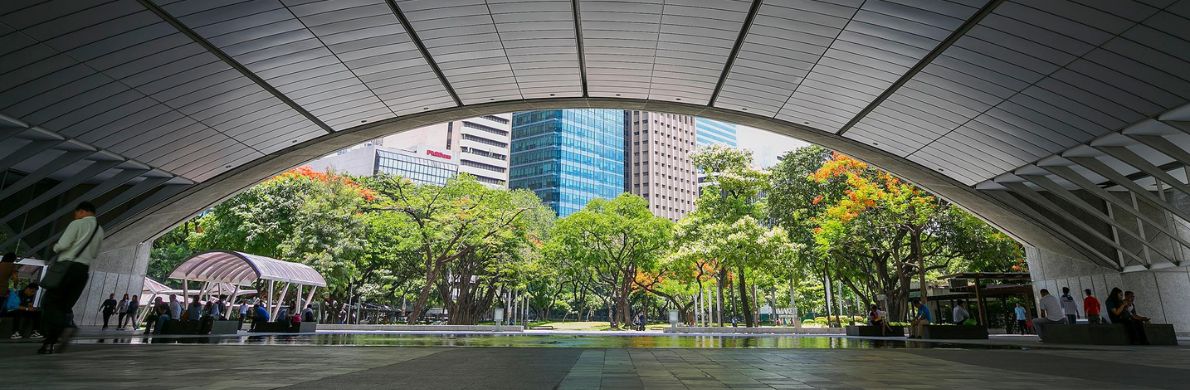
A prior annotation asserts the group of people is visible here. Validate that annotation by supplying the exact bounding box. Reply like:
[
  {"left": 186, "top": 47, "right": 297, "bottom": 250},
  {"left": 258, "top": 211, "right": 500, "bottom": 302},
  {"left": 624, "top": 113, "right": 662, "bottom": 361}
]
[
  {"left": 143, "top": 294, "right": 233, "bottom": 334},
  {"left": 3, "top": 252, "right": 43, "bottom": 339},
  {"left": 99, "top": 293, "right": 140, "bottom": 330},
  {"left": 1031, "top": 287, "right": 1151, "bottom": 344},
  {"left": 885, "top": 285, "right": 1154, "bottom": 344}
]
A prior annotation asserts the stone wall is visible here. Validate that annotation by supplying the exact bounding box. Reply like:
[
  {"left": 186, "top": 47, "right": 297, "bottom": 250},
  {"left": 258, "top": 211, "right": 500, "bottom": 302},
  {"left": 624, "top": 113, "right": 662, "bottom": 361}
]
[{"left": 1026, "top": 246, "right": 1190, "bottom": 335}]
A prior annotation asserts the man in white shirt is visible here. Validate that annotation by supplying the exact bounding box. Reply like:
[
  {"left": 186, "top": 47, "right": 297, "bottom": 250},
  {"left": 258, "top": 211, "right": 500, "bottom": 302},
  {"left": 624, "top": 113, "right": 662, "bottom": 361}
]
[
  {"left": 1033, "top": 289, "right": 1066, "bottom": 340},
  {"left": 41, "top": 201, "right": 104, "bottom": 354},
  {"left": 952, "top": 301, "right": 971, "bottom": 325}
]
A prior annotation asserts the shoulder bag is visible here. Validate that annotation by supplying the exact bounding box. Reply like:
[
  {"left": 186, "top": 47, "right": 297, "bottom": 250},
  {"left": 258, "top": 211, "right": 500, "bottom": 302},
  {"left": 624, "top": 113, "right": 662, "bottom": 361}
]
[{"left": 41, "top": 223, "right": 100, "bottom": 289}]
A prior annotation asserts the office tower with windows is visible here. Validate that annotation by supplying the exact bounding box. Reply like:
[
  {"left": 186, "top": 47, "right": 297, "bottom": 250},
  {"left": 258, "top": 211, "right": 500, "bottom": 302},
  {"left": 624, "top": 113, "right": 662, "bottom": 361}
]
[
  {"left": 509, "top": 109, "right": 624, "bottom": 216},
  {"left": 695, "top": 117, "right": 738, "bottom": 148},
  {"left": 624, "top": 111, "right": 698, "bottom": 221},
  {"left": 305, "top": 144, "right": 459, "bottom": 186},
  {"left": 694, "top": 117, "right": 740, "bottom": 193},
  {"left": 382, "top": 114, "right": 512, "bottom": 187}
]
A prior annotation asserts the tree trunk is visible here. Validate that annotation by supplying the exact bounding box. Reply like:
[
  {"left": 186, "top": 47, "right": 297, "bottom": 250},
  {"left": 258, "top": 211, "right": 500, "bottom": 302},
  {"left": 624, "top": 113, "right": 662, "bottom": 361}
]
[
  {"left": 738, "top": 265, "right": 754, "bottom": 327},
  {"left": 716, "top": 267, "right": 726, "bottom": 327},
  {"left": 911, "top": 229, "right": 927, "bottom": 305},
  {"left": 407, "top": 265, "right": 440, "bottom": 324},
  {"left": 823, "top": 268, "right": 834, "bottom": 327}
]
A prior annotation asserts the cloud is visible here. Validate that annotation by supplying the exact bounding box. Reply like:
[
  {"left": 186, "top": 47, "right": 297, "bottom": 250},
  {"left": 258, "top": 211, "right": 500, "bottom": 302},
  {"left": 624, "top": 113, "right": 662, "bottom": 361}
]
[{"left": 735, "top": 125, "right": 811, "bottom": 169}]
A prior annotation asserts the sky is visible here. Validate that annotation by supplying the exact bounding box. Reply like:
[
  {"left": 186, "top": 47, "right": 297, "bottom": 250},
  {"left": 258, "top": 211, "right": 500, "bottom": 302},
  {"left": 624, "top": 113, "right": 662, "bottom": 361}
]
[{"left": 733, "top": 124, "right": 811, "bottom": 169}]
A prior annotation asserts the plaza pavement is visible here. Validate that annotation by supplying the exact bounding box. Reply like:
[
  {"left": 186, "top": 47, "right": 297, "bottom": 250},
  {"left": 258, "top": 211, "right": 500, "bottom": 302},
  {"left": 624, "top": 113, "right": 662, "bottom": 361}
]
[{"left": 1, "top": 334, "right": 1188, "bottom": 389}]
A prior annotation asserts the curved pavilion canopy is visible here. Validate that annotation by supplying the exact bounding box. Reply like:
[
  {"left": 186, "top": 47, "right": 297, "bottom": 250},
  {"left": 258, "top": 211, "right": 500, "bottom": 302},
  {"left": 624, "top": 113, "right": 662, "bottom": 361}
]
[{"left": 169, "top": 251, "right": 327, "bottom": 288}]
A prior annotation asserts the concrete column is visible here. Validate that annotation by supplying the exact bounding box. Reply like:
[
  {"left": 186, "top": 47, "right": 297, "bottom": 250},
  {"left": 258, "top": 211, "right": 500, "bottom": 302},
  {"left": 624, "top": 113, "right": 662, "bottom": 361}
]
[{"left": 72, "top": 240, "right": 152, "bottom": 326}]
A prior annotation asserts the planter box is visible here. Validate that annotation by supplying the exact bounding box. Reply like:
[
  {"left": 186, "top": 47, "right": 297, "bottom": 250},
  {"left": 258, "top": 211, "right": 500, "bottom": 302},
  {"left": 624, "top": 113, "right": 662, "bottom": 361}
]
[
  {"left": 662, "top": 326, "right": 843, "bottom": 335},
  {"left": 250, "top": 321, "right": 316, "bottom": 333},
  {"left": 845, "top": 325, "right": 905, "bottom": 337},
  {"left": 921, "top": 325, "right": 988, "bottom": 339},
  {"left": 316, "top": 324, "right": 522, "bottom": 332}
]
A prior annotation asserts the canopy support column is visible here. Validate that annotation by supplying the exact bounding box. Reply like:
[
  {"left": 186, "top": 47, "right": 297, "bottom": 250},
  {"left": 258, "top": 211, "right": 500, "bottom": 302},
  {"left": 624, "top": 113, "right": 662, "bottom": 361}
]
[
  {"left": 295, "top": 284, "right": 303, "bottom": 322},
  {"left": 304, "top": 287, "right": 317, "bottom": 321}
]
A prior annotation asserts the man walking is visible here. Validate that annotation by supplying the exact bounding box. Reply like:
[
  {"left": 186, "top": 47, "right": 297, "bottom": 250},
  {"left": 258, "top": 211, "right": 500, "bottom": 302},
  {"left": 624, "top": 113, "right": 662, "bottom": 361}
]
[
  {"left": 1083, "top": 289, "right": 1102, "bottom": 324},
  {"left": 100, "top": 293, "right": 118, "bottom": 330},
  {"left": 1059, "top": 287, "right": 1079, "bottom": 324},
  {"left": 41, "top": 201, "right": 104, "bottom": 354}
]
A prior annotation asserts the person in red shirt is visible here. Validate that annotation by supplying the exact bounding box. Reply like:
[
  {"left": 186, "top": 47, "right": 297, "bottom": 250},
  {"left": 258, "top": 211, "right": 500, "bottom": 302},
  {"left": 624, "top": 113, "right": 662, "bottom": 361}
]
[{"left": 1083, "top": 289, "right": 1102, "bottom": 324}]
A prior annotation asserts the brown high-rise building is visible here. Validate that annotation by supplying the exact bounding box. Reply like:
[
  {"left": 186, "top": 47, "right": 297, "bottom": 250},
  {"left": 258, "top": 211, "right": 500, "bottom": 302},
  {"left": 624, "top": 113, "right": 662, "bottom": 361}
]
[{"left": 624, "top": 111, "right": 698, "bottom": 221}]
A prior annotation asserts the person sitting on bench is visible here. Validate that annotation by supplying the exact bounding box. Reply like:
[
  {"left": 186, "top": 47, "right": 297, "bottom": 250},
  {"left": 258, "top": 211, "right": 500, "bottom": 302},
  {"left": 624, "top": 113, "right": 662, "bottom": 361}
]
[
  {"left": 1033, "top": 289, "right": 1066, "bottom": 339},
  {"left": 867, "top": 304, "right": 892, "bottom": 335},
  {"left": 909, "top": 301, "right": 932, "bottom": 338},
  {"left": 1110, "top": 290, "right": 1150, "bottom": 345}
]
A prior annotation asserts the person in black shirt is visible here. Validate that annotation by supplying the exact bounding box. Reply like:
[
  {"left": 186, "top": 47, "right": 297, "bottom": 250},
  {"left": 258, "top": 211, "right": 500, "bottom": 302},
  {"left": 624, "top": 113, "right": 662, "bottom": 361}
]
[
  {"left": 1106, "top": 287, "right": 1147, "bottom": 345},
  {"left": 99, "top": 293, "right": 117, "bottom": 330}
]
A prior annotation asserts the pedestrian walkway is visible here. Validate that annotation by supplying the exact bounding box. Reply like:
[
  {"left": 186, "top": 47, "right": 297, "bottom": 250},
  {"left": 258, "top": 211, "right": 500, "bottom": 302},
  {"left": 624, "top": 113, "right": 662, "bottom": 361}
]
[{"left": 1, "top": 342, "right": 1186, "bottom": 389}]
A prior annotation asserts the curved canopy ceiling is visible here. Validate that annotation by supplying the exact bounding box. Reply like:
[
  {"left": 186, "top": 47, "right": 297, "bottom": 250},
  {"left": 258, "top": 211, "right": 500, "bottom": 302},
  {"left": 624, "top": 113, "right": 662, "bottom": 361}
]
[{"left": 2, "top": 0, "right": 1189, "bottom": 270}]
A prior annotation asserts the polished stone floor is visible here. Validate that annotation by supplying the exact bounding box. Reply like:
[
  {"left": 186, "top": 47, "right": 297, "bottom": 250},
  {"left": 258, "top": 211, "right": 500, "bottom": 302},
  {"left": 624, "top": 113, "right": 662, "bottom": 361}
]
[{"left": 1, "top": 336, "right": 1187, "bottom": 389}]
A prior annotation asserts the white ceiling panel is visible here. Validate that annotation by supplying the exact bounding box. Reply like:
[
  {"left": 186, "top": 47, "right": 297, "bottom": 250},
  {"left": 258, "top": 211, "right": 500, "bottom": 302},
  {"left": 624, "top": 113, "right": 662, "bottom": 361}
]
[
  {"left": 397, "top": 0, "right": 524, "bottom": 104},
  {"left": 778, "top": 0, "right": 985, "bottom": 132}
]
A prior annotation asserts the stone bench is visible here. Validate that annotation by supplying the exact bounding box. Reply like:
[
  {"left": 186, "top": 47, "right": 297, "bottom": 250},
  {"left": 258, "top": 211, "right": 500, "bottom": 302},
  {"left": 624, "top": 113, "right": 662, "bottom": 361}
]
[
  {"left": 845, "top": 325, "right": 905, "bottom": 337},
  {"left": 160, "top": 319, "right": 240, "bottom": 335},
  {"left": 250, "top": 321, "right": 316, "bottom": 333},
  {"left": 1041, "top": 323, "right": 1177, "bottom": 346},
  {"left": 920, "top": 325, "right": 988, "bottom": 339}
]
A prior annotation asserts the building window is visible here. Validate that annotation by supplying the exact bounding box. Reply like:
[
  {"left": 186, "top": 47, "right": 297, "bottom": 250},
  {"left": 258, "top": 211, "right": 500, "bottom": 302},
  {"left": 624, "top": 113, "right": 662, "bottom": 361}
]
[{"left": 482, "top": 115, "right": 510, "bottom": 125}]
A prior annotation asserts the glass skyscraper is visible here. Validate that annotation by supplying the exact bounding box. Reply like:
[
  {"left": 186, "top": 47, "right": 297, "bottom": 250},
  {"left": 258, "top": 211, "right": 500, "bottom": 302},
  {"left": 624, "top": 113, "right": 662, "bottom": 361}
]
[
  {"left": 695, "top": 118, "right": 738, "bottom": 148},
  {"left": 510, "top": 109, "right": 625, "bottom": 216}
]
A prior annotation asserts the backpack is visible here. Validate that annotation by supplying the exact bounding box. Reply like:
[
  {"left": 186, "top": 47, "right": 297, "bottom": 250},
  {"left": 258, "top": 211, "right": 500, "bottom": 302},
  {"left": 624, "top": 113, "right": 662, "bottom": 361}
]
[{"left": 4, "top": 289, "right": 18, "bottom": 311}]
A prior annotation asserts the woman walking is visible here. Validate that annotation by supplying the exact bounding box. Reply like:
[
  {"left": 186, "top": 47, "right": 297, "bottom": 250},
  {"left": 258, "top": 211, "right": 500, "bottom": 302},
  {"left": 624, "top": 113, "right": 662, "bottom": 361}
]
[{"left": 115, "top": 294, "right": 130, "bottom": 330}]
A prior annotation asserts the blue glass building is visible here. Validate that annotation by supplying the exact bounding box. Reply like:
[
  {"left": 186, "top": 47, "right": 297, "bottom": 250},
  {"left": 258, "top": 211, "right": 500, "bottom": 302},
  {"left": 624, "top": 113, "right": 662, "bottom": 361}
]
[
  {"left": 510, "top": 109, "right": 625, "bottom": 216},
  {"left": 695, "top": 117, "right": 738, "bottom": 148}
]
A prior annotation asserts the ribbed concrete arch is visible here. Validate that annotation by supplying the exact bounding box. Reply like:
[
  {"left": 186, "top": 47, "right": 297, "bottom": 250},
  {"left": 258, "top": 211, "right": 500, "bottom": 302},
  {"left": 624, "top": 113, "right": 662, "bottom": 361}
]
[{"left": 2, "top": 0, "right": 1189, "bottom": 290}]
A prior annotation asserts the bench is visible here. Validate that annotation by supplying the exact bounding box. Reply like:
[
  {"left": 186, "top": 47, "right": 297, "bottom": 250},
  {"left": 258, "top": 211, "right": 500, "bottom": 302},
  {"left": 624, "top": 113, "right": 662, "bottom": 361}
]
[
  {"left": 160, "top": 319, "right": 241, "bottom": 335},
  {"left": 845, "top": 325, "right": 905, "bottom": 336},
  {"left": 920, "top": 325, "right": 988, "bottom": 339},
  {"left": 529, "top": 325, "right": 556, "bottom": 330},
  {"left": 1040, "top": 323, "right": 1177, "bottom": 346}
]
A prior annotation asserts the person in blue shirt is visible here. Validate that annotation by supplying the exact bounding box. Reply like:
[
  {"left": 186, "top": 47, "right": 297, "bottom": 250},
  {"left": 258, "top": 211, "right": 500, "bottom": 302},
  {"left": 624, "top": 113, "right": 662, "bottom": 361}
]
[
  {"left": 1014, "top": 303, "right": 1029, "bottom": 334},
  {"left": 910, "top": 301, "right": 933, "bottom": 338},
  {"left": 251, "top": 304, "right": 270, "bottom": 332}
]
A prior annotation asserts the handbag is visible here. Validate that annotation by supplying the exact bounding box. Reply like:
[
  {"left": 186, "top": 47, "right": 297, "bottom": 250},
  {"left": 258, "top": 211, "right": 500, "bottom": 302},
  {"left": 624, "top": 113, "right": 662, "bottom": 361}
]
[{"left": 41, "top": 223, "right": 100, "bottom": 289}]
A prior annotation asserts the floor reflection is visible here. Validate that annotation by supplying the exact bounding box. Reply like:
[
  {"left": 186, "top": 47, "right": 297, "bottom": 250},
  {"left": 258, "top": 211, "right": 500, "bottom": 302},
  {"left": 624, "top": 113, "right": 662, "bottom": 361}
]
[{"left": 77, "top": 332, "right": 1027, "bottom": 350}]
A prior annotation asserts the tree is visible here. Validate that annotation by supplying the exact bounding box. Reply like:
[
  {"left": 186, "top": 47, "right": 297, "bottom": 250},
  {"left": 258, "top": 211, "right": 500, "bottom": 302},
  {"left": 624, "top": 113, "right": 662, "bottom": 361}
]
[
  {"left": 766, "top": 146, "right": 832, "bottom": 325},
  {"left": 366, "top": 173, "right": 537, "bottom": 324},
  {"left": 809, "top": 152, "right": 1022, "bottom": 320},
  {"left": 184, "top": 167, "right": 374, "bottom": 303},
  {"left": 548, "top": 194, "right": 672, "bottom": 328},
  {"left": 687, "top": 145, "right": 776, "bottom": 327}
]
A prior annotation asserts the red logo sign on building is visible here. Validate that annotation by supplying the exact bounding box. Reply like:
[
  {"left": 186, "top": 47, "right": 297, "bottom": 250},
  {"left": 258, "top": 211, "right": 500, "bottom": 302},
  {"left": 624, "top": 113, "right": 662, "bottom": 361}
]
[{"left": 425, "top": 149, "right": 451, "bottom": 159}]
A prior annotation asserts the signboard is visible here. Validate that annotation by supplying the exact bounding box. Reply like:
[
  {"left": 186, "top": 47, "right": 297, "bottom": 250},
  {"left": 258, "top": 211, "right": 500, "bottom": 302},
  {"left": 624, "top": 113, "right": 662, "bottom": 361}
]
[{"left": 425, "top": 149, "right": 452, "bottom": 159}]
